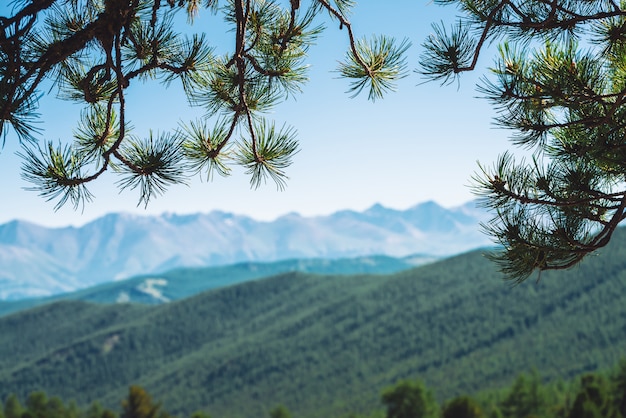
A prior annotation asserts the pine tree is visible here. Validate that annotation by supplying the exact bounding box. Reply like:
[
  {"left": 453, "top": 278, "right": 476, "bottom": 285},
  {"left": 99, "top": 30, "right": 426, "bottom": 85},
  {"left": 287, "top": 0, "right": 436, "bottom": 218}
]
[
  {"left": 381, "top": 379, "right": 439, "bottom": 418},
  {"left": 23, "top": 391, "right": 48, "bottom": 418},
  {"left": 568, "top": 374, "right": 621, "bottom": 418},
  {"left": 0, "top": 0, "right": 409, "bottom": 208},
  {"left": 121, "top": 386, "right": 162, "bottom": 418},
  {"left": 269, "top": 405, "right": 292, "bottom": 418},
  {"left": 85, "top": 401, "right": 117, "bottom": 418},
  {"left": 499, "top": 371, "right": 546, "bottom": 418},
  {"left": 3, "top": 395, "right": 23, "bottom": 418},
  {"left": 611, "top": 359, "right": 626, "bottom": 417},
  {"left": 442, "top": 395, "right": 484, "bottom": 418},
  {"left": 421, "top": 0, "right": 626, "bottom": 281}
]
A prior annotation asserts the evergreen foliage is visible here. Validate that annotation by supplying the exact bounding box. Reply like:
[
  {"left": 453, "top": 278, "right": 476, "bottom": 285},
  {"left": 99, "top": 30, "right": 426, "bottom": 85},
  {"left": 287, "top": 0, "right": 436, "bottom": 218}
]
[
  {"left": 269, "top": 405, "right": 292, "bottom": 418},
  {"left": 0, "top": 0, "right": 408, "bottom": 207},
  {"left": 421, "top": 0, "right": 626, "bottom": 281},
  {"left": 85, "top": 402, "right": 117, "bottom": 418},
  {"left": 4, "top": 395, "right": 23, "bottom": 418},
  {"left": 499, "top": 371, "right": 547, "bottom": 418},
  {"left": 568, "top": 374, "right": 620, "bottom": 418},
  {"left": 120, "top": 386, "right": 162, "bottom": 418},
  {"left": 2, "top": 228, "right": 626, "bottom": 416},
  {"left": 441, "top": 396, "right": 483, "bottom": 418},
  {"left": 4, "top": 0, "right": 626, "bottom": 279},
  {"left": 4, "top": 363, "right": 626, "bottom": 418},
  {"left": 611, "top": 359, "right": 626, "bottom": 418},
  {"left": 2, "top": 392, "right": 79, "bottom": 418},
  {"left": 381, "top": 380, "right": 438, "bottom": 418}
]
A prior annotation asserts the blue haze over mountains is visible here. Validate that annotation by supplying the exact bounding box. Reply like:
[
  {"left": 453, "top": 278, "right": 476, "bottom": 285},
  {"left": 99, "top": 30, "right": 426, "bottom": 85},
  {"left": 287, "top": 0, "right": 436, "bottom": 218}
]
[{"left": 0, "top": 200, "right": 492, "bottom": 300}]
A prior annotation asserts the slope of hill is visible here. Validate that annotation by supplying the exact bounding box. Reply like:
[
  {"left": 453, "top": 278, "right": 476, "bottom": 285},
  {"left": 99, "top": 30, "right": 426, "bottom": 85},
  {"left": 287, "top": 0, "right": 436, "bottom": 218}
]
[
  {"left": 0, "top": 254, "right": 436, "bottom": 317},
  {"left": 1, "top": 228, "right": 625, "bottom": 418},
  {"left": 0, "top": 201, "right": 490, "bottom": 299}
]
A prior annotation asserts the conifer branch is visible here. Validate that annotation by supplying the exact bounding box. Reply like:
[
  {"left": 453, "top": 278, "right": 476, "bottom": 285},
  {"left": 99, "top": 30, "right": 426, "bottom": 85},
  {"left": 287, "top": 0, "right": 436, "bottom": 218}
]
[{"left": 3, "top": 0, "right": 407, "bottom": 209}]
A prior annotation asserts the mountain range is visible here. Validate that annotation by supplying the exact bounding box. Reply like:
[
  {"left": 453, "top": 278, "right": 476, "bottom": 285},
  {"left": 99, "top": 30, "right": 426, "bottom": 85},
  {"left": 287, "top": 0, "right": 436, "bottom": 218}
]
[
  {"left": 0, "top": 227, "right": 624, "bottom": 418},
  {"left": 0, "top": 200, "right": 492, "bottom": 300}
]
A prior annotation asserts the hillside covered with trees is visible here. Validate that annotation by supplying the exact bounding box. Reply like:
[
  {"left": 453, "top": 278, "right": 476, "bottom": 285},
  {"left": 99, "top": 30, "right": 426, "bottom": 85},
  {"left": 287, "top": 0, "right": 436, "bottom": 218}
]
[
  {"left": 1, "top": 228, "right": 626, "bottom": 417},
  {"left": 2, "top": 360, "right": 626, "bottom": 418}
]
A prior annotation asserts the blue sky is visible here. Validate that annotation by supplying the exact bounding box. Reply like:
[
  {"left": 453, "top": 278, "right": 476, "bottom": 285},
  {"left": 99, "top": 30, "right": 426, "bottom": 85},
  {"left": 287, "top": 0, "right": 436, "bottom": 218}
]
[{"left": 0, "top": 1, "right": 515, "bottom": 226}]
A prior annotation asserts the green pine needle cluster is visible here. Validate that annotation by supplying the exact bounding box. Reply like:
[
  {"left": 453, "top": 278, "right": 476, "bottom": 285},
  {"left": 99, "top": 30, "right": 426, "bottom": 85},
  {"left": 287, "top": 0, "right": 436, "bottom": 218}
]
[
  {"left": 338, "top": 35, "right": 411, "bottom": 101},
  {"left": 116, "top": 132, "right": 187, "bottom": 208},
  {"left": 0, "top": 0, "right": 410, "bottom": 208},
  {"left": 236, "top": 120, "right": 299, "bottom": 190}
]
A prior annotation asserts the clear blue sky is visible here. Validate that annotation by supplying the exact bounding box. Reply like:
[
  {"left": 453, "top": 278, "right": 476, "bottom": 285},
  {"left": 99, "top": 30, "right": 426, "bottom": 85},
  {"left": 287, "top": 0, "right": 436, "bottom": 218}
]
[{"left": 0, "top": 1, "right": 515, "bottom": 227}]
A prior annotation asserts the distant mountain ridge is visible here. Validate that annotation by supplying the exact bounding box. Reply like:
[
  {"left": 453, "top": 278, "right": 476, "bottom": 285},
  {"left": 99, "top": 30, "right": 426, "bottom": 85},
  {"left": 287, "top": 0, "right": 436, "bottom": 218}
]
[{"left": 0, "top": 200, "right": 492, "bottom": 300}]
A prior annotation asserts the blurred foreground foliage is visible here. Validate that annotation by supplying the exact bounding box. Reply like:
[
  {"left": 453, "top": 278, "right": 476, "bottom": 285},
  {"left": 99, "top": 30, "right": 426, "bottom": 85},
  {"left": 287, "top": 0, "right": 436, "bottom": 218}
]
[{"left": 4, "top": 360, "right": 626, "bottom": 418}]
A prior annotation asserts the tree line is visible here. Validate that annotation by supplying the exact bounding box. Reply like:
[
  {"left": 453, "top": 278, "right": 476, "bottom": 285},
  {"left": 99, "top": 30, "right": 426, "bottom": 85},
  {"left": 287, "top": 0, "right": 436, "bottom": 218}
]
[{"left": 3, "top": 360, "right": 626, "bottom": 418}]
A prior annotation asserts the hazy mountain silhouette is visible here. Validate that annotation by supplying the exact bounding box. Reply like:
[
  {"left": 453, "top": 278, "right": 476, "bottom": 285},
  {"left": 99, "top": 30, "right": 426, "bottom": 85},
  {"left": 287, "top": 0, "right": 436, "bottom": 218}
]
[{"left": 0, "top": 200, "right": 492, "bottom": 299}]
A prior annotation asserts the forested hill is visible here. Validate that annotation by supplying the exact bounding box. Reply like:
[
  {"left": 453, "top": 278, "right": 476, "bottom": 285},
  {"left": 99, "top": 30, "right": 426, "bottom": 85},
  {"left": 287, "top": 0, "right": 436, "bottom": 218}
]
[
  {"left": 0, "top": 254, "right": 434, "bottom": 317},
  {"left": 1, "top": 228, "right": 626, "bottom": 418}
]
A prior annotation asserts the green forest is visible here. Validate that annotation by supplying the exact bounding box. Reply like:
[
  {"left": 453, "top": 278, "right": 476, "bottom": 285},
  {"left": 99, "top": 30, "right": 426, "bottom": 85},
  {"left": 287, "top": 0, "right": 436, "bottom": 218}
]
[
  {"left": 3, "top": 361, "right": 626, "bottom": 418},
  {"left": 1, "top": 228, "right": 626, "bottom": 417}
]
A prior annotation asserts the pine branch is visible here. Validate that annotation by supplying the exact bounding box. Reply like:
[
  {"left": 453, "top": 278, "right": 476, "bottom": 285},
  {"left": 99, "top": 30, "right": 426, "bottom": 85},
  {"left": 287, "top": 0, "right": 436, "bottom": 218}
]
[{"left": 2, "top": 0, "right": 409, "bottom": 208}]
